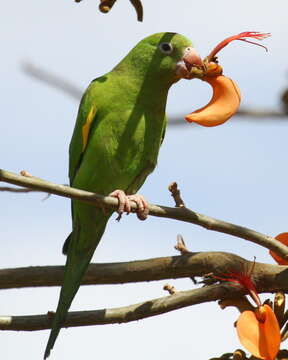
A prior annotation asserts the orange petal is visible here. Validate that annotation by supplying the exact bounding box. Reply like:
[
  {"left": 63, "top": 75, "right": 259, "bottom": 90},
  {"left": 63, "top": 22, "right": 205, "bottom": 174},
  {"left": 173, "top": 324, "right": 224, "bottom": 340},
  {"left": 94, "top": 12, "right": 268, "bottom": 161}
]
[
  {"left": 236, "top": 304, "right": 280, "bottom": 360},
  {"left": 269, "top": 232, "right": 288, "bottom": 265},
  {"left": 185, "top": 75, "right": 241, "bottom": 127}
]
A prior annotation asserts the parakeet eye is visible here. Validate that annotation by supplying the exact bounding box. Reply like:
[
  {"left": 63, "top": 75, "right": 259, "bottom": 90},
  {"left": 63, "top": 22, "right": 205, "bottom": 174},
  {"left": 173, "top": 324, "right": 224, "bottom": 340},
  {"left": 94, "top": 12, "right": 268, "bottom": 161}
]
[{"left": 158, "top": 42, "right": 173, "bottom": 54}]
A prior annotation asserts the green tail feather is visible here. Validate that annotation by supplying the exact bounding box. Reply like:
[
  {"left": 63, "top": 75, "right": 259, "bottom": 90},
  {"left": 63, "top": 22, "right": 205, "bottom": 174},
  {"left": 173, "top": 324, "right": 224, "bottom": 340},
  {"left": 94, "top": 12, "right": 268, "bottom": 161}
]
[{"left": 44, "top": 219, "right": 108, "bottom": 359}]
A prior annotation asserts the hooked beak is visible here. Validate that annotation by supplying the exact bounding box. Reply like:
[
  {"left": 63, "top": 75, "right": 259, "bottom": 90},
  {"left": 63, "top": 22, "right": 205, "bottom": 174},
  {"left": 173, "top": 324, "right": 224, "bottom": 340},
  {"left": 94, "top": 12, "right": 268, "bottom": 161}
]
[{"left": 176, "top": 47, "right": 204, "bottom": 79}]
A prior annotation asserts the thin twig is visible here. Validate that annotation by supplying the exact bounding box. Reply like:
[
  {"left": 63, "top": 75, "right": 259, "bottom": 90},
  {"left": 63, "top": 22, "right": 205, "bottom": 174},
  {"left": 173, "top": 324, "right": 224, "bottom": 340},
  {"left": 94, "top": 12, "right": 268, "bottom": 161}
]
[
  {"left": 163, "top": 283, "right": 177, "bottom": 295},
  {"left": 168, "top": 182, "right": 185, "bottom": 207},
  {"left": 1, "top": 168, "right": 288, "bottom": 260},
  {"left": 174, "top": 234, "right": 190, "bottom": 254}
]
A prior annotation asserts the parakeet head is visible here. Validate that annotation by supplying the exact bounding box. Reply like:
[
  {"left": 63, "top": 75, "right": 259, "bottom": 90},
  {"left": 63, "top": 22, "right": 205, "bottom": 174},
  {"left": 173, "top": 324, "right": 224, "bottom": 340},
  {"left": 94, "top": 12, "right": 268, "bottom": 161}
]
[{"left": 115, "top": 32, "right": 203, "bottom": 86}]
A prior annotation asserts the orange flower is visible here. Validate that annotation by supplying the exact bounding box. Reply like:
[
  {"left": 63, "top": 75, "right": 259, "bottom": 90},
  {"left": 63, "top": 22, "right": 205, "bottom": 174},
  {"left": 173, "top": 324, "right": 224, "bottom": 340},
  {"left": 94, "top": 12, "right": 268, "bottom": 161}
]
[
  {"left": 185, "top": 75, "right": 241, "bottom": 127},
  {"left": 215, "top": 264, "right": 280, "bottom": 360},
  {"left": 186, "top": 31, "right": 270, "bottom": 128},
  {"left": 237, "top": 304, "right": 280, "bottom": 360},
  {"left": 269, "top": 232, "right": 288, "bottom": 265}
]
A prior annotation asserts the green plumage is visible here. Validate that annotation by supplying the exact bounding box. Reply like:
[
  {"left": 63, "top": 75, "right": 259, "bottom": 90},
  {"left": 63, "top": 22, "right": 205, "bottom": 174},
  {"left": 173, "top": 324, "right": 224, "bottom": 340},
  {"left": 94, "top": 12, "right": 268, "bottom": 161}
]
[{"left": 44, "top": 32, "right": 193, "bottom": 358}]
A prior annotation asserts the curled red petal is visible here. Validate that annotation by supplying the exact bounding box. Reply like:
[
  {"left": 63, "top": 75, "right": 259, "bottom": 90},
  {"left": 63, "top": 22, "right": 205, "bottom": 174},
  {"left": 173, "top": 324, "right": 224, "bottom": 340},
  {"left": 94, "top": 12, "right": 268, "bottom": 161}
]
[
  {"left": 236, "top": 31, "right": 271, "bottom": 40},
  {"left": 213, "top": 262, "right": 261, "bottom": 307},
  {"left": 207, "top": 31, "right": 271, "bottom": 61},
  {"left": 214, "top": 271, "right": 257, "bottom": 292}
]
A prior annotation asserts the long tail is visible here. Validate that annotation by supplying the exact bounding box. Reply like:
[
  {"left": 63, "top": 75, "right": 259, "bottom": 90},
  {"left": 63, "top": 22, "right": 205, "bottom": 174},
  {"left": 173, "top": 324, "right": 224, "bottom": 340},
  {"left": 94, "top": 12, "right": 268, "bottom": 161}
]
[{"left": 44, "top": 216, "right": 108, "bottom": 359}]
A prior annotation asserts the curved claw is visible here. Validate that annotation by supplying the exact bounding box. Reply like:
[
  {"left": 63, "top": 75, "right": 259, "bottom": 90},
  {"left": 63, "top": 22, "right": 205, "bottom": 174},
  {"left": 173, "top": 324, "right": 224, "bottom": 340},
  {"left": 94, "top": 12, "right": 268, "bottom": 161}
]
[{"left": 109, "top": 190, "right": 131, "bottom": 221}]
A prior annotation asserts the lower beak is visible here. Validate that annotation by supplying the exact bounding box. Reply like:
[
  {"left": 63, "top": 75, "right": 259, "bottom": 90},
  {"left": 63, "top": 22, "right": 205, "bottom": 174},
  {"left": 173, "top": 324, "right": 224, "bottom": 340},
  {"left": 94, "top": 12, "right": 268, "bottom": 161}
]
[{"left": 176, "top": 47, "right": 204, "bottom": 79}]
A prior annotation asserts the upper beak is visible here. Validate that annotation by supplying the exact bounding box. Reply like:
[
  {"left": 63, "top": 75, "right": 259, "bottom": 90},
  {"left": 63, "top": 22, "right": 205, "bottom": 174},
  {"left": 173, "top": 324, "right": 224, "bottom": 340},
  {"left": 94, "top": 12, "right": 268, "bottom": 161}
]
[{"left": 176, "top": 47, "right": 204, "bottom": 79}]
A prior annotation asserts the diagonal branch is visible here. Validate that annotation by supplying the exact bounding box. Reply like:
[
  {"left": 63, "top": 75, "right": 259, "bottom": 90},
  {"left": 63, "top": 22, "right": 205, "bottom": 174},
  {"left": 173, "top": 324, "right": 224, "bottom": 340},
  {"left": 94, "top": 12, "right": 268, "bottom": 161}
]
[
  {"left": 1, "top": 168, "right": 288, "bottom": 260},
  {"left": 22, "top": 62, "right": 83, "bottom": 100},
  {"left": 0, "top": 283, "right": 252, "bottom": 331}
]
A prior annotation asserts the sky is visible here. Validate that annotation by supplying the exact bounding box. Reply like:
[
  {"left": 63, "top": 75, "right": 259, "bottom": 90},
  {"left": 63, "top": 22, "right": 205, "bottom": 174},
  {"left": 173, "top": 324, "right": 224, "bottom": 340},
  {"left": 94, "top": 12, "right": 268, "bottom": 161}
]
[{"left": 1, "top": 0, "right": 288, "bottom": 359}]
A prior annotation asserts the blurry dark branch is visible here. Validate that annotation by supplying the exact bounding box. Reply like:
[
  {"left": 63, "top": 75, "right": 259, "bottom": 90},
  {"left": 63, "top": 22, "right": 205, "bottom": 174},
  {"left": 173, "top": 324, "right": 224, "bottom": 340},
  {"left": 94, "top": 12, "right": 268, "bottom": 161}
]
[
  {"left": 0, "top": 283, "right": 240, "bottom": 331},
  {"left": 22, "top": 62, "right": 288, "bottom": 123},
  {"left": 235, "top": 109, "right": 286, "bottom": 118},
  {"left": 169, "top": 108, "right": 287, "bottom": 126},
  {"left": 0, "top": 186, "right": 41, "bottom": 193},
  {"left": 21, "top": 63, "right": 83, "bottom": 100},
  {"left": 1, "top": 168, "right": 288, "bottom": 260},
  {"left": 0, "top": 251, "right": 287, "bottom": 291}
]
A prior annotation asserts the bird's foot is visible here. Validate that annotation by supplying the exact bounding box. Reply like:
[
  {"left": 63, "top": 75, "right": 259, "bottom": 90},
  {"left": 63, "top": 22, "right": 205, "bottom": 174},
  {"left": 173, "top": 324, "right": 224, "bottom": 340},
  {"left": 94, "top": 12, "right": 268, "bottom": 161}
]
[
  {"left": 109, "top": 190, "right": 149, "bottom": 221},
  {"left": 127, "top": 194, "right": 149, "bottom": 220}
]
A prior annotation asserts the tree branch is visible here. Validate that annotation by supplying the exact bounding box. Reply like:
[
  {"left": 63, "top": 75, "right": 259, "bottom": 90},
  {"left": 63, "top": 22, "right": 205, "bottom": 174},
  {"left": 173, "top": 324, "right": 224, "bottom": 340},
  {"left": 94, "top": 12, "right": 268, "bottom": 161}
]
[
  {"left": 2, "top": 248, "right": 288, "bottom": 332},
  {"left": 0, "top": 251, "right": 287, "bottom": 292},
  {"left": 1, "top": 168, "right": 288, "bottom": 260},
  {"left": 0, "top": 283, "right": 235, "bottom": 331}
]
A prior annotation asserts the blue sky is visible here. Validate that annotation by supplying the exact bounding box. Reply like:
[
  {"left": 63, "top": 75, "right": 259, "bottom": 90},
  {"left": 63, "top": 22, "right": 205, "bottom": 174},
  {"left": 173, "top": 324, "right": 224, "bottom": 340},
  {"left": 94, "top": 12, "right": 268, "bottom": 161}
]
[{"left": 1, "top": 0, "right": 288, "bottom": 359}]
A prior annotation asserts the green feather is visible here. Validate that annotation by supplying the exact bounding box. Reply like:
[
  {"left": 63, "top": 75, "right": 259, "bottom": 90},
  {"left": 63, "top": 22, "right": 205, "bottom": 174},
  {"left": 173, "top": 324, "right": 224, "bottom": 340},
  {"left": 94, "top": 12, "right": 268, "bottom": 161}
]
[{"left": 44, "top": 32, "right": 193, "bottom": 358}]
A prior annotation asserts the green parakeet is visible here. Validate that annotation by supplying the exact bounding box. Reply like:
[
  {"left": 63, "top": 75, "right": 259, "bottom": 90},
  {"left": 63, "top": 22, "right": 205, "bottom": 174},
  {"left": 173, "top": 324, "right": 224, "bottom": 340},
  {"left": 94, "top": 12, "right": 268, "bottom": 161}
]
[{"left": 44, "top": 32, "right": 203, "bottom": 358}]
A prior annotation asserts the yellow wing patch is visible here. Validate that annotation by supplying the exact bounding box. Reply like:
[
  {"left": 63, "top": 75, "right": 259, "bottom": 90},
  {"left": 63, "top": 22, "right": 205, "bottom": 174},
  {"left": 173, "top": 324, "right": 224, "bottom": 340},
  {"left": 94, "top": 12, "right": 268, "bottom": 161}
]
[{"left": 82, "top": 106, "right": 96, "bottom": 152}]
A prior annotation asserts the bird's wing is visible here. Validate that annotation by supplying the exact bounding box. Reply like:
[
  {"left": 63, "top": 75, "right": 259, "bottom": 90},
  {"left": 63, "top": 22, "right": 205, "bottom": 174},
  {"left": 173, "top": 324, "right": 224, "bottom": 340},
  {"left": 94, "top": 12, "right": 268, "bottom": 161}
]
[{"left": 68, "top": 87, "right": 98, "bottom": 184}]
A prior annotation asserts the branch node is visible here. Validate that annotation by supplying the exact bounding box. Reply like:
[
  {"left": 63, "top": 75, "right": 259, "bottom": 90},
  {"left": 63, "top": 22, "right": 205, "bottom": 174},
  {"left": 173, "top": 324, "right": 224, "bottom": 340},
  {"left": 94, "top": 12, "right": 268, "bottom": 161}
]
[
  {"left": 163, "top": 283, "right": 177, "bottom": 295},
  {"left": 99, "top": 0, "right": 117, "bottom": 13},
  {"left": 20, "top": 170, "right": 32, "bottom": 177},
  {"left": 168, "top": 182, "right": 185, "bottom": 208},
  {"left": 47, "top": 311, "right": 55, "bottom": 320},
  {"left": 174, "top": 234, "right": 190, "bottom": 255},
  {"left": 232, "top": 349, "right": 246, "bottom": 360}
]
